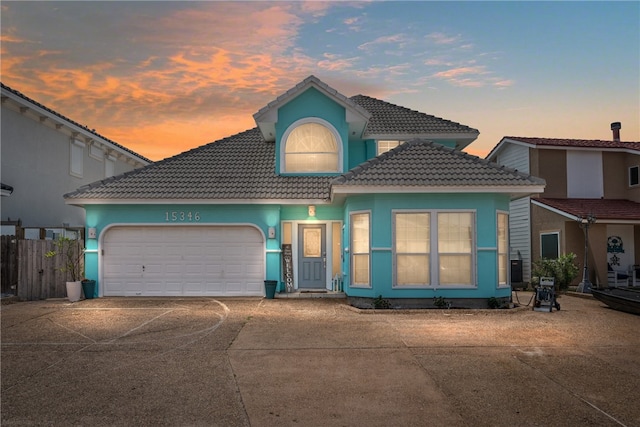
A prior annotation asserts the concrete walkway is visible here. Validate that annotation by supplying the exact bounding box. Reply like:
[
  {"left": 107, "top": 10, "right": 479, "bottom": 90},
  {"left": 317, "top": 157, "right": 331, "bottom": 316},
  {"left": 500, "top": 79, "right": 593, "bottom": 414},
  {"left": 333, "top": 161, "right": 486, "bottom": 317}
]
[{"left": 1, "top": 294, "right": 639, "bottom": 426}]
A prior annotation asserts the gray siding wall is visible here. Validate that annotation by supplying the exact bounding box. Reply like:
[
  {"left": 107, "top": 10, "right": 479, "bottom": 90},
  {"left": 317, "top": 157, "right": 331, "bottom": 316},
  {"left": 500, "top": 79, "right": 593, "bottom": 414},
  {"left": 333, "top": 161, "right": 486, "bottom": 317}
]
[
  {"left": 509, "top": 196, "right": 531, "bottom": 282},
  {"left": 496, "top": 143, "right": 529, "bottom": 174},
  {"left": 1, "top": 106, "right": 140, "bottom": 229}
]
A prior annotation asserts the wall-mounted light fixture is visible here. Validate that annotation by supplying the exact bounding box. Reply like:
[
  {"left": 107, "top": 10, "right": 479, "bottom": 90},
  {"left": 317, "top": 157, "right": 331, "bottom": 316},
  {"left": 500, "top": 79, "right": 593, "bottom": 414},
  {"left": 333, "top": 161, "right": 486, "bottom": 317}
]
[
  {"left": 308, "top": 205, "right": 316, "bottom": 217},
  {"left": 88, "top": 227, "right": 97, "bottom": 239}
]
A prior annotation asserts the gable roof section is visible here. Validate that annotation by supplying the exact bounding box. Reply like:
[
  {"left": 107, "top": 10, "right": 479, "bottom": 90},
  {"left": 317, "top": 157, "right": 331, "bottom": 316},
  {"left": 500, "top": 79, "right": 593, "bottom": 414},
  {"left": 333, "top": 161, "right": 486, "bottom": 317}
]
[
  {"left": 253, "top": 75, "right": 371, "bottom": 142},
  {"left": 532, "top": 198, "right": 640, "bottom": 223},
  {"left": 487, "top": 136, "right": 640, "bottom": 160},
  {"left": 350, "top": 95, "right": 479, "bottom": 149},
  {"left": 65, "top": 128, "right": 332, "bottom": 203},
  {"left": 1, "top": 82, "right": 151, "bottom": 164},
  {"left": 331, "top": 140, "right": 545, "bottom": 197}
]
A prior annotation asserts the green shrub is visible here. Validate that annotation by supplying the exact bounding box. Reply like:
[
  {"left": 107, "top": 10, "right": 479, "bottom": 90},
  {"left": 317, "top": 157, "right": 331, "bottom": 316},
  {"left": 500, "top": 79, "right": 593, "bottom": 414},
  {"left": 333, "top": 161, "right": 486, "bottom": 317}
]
[
  {"left": 372, "top": 295, "right": 391, "bottom": 309},
  {"left": 531, "top": 253, "right": 579, "bottom": 291}
]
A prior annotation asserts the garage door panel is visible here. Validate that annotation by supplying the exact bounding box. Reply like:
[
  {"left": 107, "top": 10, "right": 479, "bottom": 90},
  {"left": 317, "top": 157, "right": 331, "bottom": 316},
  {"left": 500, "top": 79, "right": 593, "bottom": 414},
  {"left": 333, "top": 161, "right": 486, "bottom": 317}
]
[
  {"left": 205, "top": 281, "right": 224, "bottom": 293},
  {"left": 165, "top": 281, "right": 182, "bottom": 294},
  {"left": 103, "top": 226, "right": 264, "bottom": 297}
]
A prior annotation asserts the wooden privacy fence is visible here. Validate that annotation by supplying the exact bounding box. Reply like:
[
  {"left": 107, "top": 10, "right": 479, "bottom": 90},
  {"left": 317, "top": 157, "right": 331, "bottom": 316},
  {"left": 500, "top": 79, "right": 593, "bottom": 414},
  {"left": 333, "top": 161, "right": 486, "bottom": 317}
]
[
  {"left": 1, "top": 237, "right": 84, "bottom": 300},
  {"left": 1, "top": 236, "right": 18, "bottom": 294}
]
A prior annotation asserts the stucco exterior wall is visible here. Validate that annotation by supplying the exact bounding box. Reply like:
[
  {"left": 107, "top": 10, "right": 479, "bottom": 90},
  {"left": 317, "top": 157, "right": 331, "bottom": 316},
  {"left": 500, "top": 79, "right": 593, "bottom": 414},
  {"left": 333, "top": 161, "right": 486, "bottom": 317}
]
[
  {"left": 342, "top": 193, "right": 511, "bottom": 301},
  {"left": 275, "top": 87, "right": 348, "bottom": 174},
  {"left": 535, "top": 149, "right": 567, "bottom": 199},
  {"left": 531, "top": 204, "right": 606, "bottom": 286},
  {"left": 623, "top": 153, "right": 640, "bottom": 202},
  {"left": 603, "top": 152, "right": 628, "bottom": 199}
]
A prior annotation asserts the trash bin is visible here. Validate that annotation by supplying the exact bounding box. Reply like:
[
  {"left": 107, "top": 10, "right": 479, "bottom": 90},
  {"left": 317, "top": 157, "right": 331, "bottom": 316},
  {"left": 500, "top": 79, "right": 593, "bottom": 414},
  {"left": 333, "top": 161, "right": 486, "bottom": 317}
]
[
  {"left": 81, "top": 280, "right": 96, "bottom": 300},
  {"left": 264, "top": 280, "right": 277, "bottom": 299}
]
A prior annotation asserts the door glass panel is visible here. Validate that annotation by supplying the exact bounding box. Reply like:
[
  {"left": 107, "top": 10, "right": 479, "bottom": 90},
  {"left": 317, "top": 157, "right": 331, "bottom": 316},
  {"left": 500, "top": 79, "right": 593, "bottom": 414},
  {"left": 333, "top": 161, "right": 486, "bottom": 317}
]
[{"left": 303, "top": 228, "right": 322, "bottom": 258}]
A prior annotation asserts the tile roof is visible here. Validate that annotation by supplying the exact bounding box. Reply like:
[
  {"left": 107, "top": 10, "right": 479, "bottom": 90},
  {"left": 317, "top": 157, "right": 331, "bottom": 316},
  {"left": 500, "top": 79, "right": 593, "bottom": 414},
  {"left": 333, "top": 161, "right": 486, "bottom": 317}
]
[
  {"left": 66, "top": 134, "right": 544, "bottom": 202},
  {"left": 65, "top": 128, "right": 333, "bottom": 201},
  {"left": 503, "top": 136, "right": 640, "bottom": 152},
  {"left": 350, "top": 95, "right": 479, "bottom": 137},
  {"left": 332, "top": 140, "right": 544, "bottom": 188},
  {"left": 1, "top": 82, "right": 152, "bottom": 163},
  {"left": 534, "top": 198, "right": 640, "bottom": 221}
]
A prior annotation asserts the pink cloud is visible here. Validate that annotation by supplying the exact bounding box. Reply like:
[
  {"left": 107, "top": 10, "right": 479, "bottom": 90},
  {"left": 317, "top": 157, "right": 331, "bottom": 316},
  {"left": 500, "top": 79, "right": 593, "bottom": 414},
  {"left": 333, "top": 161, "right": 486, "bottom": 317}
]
[
  {"left": 432, "top": 66, "right": 487, "bottom": 79},
  {"left": 317, "top": 53, "right": 359, "bottom": 71},
  {"left": 1, "top": 2, "right": 332, "bottom": 160},
  {"left": 426, "top": 32, "right": 462, "bottom": 45},
  {"left": 358, "top": 34, "right": 408, "bottom": 51},
  {"left": 494, "top": 79, "right": 515, "bottom": 88}
]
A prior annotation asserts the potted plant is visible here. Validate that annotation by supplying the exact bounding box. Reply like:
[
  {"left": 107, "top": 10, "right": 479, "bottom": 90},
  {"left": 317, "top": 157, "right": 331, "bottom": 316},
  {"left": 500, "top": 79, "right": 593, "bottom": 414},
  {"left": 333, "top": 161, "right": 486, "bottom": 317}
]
[{"left": 45, "top": 236, "right": 85, "bottom": 302}]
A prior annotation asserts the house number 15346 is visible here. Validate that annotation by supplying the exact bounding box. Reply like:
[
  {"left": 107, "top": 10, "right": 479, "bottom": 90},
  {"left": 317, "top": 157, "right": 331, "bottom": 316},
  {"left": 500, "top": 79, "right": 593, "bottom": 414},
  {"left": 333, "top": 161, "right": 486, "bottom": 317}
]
[{"left": 165, "top": 211, "right": 200, "bottom": 222}]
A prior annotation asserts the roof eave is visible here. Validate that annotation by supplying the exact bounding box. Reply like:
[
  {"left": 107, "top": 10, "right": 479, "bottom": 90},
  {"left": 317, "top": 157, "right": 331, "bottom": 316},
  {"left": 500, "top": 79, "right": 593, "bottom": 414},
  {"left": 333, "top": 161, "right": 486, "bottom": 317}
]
[
  {"left": 485, "top": 137, "right": 537, "bottom": 161},
  {"left": 65, "top": 197, "right": 333, "bottom": 206},
  {"left": 331, "top": 184, "right": 545, "bottom": 197},
  {"left": 531, "top": 199, "right": 640, "bottom": 224}
]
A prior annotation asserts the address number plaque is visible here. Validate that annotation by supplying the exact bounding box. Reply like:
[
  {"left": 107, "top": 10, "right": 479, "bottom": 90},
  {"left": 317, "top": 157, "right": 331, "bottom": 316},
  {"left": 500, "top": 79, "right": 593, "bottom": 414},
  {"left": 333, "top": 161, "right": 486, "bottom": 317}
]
[{"left": 165, "top": 211, "right": 201, "bottom": 222}]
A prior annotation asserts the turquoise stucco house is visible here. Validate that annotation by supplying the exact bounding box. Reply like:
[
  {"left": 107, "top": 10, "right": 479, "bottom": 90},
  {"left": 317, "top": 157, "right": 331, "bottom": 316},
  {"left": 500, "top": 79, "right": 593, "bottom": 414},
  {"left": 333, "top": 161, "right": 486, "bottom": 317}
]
[{"left": 65, "top": 76, "right": 545, "bottom": 308}]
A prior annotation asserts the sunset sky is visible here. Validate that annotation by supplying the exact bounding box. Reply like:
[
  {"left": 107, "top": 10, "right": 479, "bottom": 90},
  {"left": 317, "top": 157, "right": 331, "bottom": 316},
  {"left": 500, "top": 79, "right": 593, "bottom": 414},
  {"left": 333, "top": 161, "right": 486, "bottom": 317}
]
[{"left": 2, "top": 1, "right": 638, "bottom": 161}]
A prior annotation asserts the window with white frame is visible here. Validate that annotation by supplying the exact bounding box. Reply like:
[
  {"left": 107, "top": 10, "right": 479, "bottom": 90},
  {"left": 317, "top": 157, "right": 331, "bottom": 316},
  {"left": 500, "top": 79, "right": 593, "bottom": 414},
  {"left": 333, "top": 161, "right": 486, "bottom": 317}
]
[
  {"left": 351, "top": 212, "right": 370, "bottom": 287},
  {"left": 438, "top": 212, "right": 473, "bottom": 285},
  {"left": 630, "top": 165, "right": 639, "bottom": 187},
  {"left": 394, "top": 212, "right": 430, "bottom": 286},
  {"left": 283, "top": 120, "right": 340, "bottom": 173},
  {"left": 540, "top": 232, "right": 559, "bottom": 259},
  {"left": 89, "top": 144, "right": 103, "bottom": 161},
  {"left": 70, "top": 139, "right": 85, "bottom": 178},
  {"left": 377, "top": 140, "right": 403, "bottom": 155},
  {"left": 393, "top": 210, "right": 475, "bottom": 287},
  {"left": 497, "top": 212, "right": 509, "bottom": 286}
]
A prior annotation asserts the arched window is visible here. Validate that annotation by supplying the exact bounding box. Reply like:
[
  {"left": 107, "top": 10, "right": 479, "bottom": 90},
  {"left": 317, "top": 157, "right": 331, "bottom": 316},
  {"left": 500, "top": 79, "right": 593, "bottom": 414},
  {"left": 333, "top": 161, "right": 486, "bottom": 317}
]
[{"left": 282, "top": 120, "right": 341, "bottom": 173}]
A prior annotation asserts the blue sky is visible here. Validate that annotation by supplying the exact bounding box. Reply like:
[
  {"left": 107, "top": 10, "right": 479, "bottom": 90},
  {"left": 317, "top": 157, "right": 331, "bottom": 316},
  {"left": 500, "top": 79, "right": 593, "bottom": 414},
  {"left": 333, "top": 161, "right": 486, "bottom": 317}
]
[{"left": 2, "top": 1, "right": 638, "bottom": 160}]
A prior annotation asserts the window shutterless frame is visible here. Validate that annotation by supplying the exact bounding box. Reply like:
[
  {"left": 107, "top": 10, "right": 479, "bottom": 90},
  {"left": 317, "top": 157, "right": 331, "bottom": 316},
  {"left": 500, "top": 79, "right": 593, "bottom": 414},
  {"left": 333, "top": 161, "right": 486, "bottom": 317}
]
[
  {"left": 280, "top": 117, "right": 343, "bottom": 174},
  {"left": 540, "top": 231, "right": 560, "bottom": 259},
  {"left": 349, "top": 211, "right": 371, "bottom": 288},
  {"left": 392, "top": 209, "right": 476, "bottom": 288},
  {"left": 629, "top": 165, "right": 639, "bottom": 187},
  {"left": 497, "top": 211, "right": 509, "bottom": 288}
]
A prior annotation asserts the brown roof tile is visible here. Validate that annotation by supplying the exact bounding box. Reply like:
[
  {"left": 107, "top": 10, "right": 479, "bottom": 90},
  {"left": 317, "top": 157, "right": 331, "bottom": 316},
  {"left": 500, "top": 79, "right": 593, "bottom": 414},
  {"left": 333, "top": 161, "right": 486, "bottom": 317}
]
[
  {"left": 504, "top": 137, "right": 640, "bottom": 152},
  {"left": 535, "top": 198, "right": 640, "bottom": 221}
]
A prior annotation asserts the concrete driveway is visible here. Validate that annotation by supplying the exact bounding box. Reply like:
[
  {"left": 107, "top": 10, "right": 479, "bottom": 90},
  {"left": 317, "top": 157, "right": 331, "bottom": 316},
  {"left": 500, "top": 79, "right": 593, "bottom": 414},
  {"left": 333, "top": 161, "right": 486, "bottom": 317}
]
[{"left": 1, "top": 293, "right": 639, "bottom": 426}]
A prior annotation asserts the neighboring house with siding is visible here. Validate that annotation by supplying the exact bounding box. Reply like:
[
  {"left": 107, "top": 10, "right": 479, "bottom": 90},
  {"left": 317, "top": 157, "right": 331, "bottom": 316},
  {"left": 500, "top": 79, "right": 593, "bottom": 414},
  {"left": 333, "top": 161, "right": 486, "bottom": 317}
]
[
  {"left": 486, "top": 125, "right": 640, "bottom": 287},
  {"left": 65, "top": 76, "right": 545, "bottom": 307},
  {"left": 1, "top": 82, "right": 150, "bottom": 239}
]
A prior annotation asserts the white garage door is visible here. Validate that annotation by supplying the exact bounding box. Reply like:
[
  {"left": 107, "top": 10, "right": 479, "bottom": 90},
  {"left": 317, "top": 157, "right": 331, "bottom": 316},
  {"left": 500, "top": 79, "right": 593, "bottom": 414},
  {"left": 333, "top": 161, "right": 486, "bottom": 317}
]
[{"left": 102, "top": 226, "right": 264, "bottom": 296}]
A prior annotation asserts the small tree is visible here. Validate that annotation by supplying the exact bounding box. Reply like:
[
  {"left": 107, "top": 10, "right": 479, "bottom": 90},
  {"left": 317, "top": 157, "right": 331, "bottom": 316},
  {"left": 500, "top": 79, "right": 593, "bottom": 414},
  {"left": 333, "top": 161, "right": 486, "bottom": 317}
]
[
  {"left": 531, "top": 253, "right": 579, "bottom": 291},
  {"left": 45, "top": 237, "right": 84, "bottom": 282}
]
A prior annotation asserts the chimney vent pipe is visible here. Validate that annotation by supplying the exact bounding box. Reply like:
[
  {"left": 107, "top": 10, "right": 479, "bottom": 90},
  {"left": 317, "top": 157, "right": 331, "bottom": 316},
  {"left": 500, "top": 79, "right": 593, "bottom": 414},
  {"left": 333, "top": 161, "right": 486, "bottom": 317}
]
[{"left": 611, "top": 122, "right": 621, "bottom": 142}]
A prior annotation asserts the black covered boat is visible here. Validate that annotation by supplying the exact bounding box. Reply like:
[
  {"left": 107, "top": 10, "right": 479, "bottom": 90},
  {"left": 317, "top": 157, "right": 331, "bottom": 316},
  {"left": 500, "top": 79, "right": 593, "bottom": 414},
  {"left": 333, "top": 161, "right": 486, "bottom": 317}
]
[{"left": 591, "top": 287, "right": 640, "bottom": 315}]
